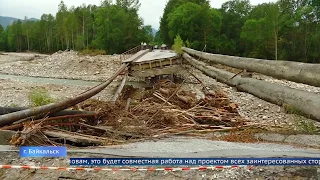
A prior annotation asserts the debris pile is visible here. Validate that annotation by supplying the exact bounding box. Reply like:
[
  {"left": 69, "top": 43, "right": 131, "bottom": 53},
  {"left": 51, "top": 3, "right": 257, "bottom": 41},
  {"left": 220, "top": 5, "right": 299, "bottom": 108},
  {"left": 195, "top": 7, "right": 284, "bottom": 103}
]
[{"left": 5, "top": 79, "right": 252, "bottom": 147}]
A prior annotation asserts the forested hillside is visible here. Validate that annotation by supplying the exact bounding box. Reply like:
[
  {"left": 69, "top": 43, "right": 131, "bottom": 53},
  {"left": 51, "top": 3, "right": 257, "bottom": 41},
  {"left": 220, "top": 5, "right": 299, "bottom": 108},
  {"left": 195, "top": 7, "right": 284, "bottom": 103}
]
[
  {"left": 0, "top": 0, "right": 154, "bottom": 54},
  {"left": 160, "top": 0, "right": 320, "bottom": 63}
]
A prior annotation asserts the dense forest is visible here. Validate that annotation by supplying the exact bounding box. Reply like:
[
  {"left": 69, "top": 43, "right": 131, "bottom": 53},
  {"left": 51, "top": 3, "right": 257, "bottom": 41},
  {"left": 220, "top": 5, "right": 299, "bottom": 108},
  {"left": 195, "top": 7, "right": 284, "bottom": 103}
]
[
  {"left": 0, "top": 0, "right": 319, "bottom": 63},
  {"left": 0, "top": 0, "right": 154, "bottom": 54},
  {"left": 160, "top": 0, "right": 320, "bottom": 63}
]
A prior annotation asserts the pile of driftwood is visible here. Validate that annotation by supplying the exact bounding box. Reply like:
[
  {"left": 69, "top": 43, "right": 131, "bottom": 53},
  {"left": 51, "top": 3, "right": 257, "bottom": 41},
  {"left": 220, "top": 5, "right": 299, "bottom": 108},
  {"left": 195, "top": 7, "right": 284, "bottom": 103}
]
[{"left": 3, "top": 79, "right": 253, "bottom": 147}]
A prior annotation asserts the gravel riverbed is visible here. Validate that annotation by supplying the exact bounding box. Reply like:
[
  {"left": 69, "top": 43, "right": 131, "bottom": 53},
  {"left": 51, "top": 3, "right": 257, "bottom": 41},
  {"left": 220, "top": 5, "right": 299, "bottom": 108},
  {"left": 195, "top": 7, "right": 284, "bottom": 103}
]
[
  {"left": 0, "top": 51, "right": 319, "bottom": 179},
  {"left": 0, "top": 51, "right": 120, "bottom": 81},
  {"left": 1, "top": 51, "right": 319, "bottom": 130}
]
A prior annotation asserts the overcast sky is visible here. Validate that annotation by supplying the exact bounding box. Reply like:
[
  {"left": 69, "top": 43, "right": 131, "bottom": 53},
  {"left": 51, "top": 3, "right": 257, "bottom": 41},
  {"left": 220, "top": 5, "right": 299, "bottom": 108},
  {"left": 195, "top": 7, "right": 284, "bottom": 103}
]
[{"left": 0, "top": 0, "right": 276, "bottom": 30}]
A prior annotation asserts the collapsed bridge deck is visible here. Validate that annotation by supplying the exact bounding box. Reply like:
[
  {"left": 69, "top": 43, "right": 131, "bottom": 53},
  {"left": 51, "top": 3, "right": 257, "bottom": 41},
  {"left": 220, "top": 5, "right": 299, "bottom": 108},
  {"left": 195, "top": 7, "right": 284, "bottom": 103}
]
[{"left": 122, "top": 49, "right": 182, "bottom": 78}]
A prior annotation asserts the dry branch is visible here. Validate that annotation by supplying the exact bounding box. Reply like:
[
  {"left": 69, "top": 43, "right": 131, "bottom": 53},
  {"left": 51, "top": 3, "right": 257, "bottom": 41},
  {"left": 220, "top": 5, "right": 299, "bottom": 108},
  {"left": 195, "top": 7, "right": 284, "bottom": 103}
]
[
  {"left": 1, "top": 114, "right": 96, "bottom": 130},
  {"left": 112, "top": 72, "right": 128, "bottom": 103},
  {"left": 43, "top": 131, "right": 105, "bottom": 145},
  {"left": 8, "top": 78, "right": 252, "bottom": 147}
]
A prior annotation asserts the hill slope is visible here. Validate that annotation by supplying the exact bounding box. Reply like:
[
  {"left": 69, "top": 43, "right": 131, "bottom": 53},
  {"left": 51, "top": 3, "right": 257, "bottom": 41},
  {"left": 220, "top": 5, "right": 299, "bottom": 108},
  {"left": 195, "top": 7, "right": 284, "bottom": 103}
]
[
  {"left": 0, "top": 16, "right": 39, "bottom": 28},
  {"left": 0, "top": 16, "right": 18, "bottom": 28},
  {"left": 152, "top": 28, "right": 158, "bottom": 36}
]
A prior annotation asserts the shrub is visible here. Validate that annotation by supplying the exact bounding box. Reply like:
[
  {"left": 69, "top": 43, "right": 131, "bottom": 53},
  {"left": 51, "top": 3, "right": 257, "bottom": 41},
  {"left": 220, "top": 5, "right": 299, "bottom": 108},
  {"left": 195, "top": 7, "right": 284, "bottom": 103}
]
[
  {"left": 80, "top": 49, "right": 106, "bottom": 56},
  {"left": 28, "top": 88, "right": 55, "bottom": 107},
  {"left": 185, "top": 40, "right": 192, "bottom": 48},
  {"left": 172, "top": 35, "right": 184, "bottom": 55}
]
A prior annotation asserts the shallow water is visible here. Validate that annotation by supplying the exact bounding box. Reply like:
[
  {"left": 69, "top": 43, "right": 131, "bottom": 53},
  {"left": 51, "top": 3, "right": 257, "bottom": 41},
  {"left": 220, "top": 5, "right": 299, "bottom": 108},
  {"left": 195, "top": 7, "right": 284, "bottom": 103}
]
[{"left": 0, "top": 73, "right": 149, "bottom": 88}]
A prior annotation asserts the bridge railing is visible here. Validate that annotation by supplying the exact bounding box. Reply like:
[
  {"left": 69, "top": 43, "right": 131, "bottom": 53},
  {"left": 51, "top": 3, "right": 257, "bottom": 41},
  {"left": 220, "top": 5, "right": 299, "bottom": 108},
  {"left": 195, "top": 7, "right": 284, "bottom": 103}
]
[{"left": 120, "top": 45, "right": 142, "bottom": 63}]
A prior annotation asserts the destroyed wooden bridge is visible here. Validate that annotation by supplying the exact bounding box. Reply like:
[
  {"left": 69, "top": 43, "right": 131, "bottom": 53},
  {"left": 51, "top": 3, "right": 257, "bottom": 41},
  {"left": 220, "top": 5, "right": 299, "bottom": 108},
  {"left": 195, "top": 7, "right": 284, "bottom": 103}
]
[
  {"left": 121, "top": 48, "right": 181, "bottom": 78},
  {"left": 0, "top": 45, "right": 320, "bottom": 146}
]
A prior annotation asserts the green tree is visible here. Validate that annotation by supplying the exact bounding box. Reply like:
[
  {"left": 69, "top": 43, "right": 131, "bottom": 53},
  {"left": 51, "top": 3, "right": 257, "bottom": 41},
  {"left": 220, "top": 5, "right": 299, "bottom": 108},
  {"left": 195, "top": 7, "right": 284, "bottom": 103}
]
[
  {"left": 0, "top": 25, "right": 7, "bottom": 51},
  {"left": 154, "top": 31, "right": 162, "bottom": 45},
  {"left": 267, "top": 3, "right": 280, "bottom": 60},
  {"left": 172, "top": 35, "right": 184, "bottom": 54},
  {"left": 93, "top": 4, "right": 143, "bottom": 53},
  {"left": 241, "top": 3, "right": 280, "bottom": 59},
  {"left": 1, "top": 0, "right": 152, "bottom": 54},
  {"left": 39, "top": 14, "right": 55, "bottom": 52},
  {"left": 56, "top": 1, "right": 68, "bottom": 50},
  {"left": 116, "top": 0, "right": 141, "bottom": 11},
  {"left": 220, "top": 0, "right": 251, "bottom": 55},
  {"left": 241, "top": 18, "right": 273, "bottom": 58},
  {"left": 7, "top": 20, "right": 23, "bottom": 52},
  {"left": 22, "top": 17, "right": 31, "bottom": 51},
  {"left": 167, "top": 2, "right": 221, "bottom": 50},
  {"left": 141, "top": 25, "right": 153, "bottom": 43},
  {"left": 159, "top": 0, "right": 209, "bottom": 46}
]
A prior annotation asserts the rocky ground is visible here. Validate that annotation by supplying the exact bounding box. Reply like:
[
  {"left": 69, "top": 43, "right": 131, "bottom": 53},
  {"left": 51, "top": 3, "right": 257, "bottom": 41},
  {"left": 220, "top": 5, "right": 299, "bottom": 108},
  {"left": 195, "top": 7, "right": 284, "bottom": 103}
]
[
  {"left": 0, "top": 51, "right": 320, "bottom": 179},
  {"left": 0, "top": 78, "right": 119, "bottom": 107},
  {"left": 0, "top": 51, "right": 121, "bottom": 81},
  {"left": 1, "top": 51, "right": 319, "bottom": 134},
  {"left": 0, "top": 52, "right": 48, "bottom": 65}
]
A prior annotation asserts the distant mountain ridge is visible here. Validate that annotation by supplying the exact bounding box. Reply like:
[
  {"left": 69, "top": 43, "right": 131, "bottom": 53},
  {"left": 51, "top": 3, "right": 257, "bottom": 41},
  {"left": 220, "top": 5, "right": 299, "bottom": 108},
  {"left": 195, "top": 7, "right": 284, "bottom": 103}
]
[
  {"left": 0, "top": 16, "right": 18, "bottom": 28},
  {"left": 0, "top": 16, "right": 39, "bottom": 28},
  {"left": 152, "top": 28, "right": 158, "bottom": 36}
]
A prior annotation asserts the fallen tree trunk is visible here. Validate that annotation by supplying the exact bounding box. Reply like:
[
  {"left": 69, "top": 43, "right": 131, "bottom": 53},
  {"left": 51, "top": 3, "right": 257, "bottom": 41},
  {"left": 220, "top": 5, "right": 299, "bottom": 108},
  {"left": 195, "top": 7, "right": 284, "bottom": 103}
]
[
  {"left": 0, "top": 114, "right": 96, "bottom": 130},
  {"left": 0, "top": 107, "right": 96, "bottom": 116},
  {"left": 43, "top": 130, "right": 104, "bottom": 145},
  {"left": 183, "top": 53, "right": 320, "bottom": 121},
  {"left": 182, "top": 47, "right": 320, "bottom": 87},
  {"left": 125, "top": 98, "right": 131, "bottom": 111},
  {"left": 43, "top": 128, "right": 124, "bottom": 146}
]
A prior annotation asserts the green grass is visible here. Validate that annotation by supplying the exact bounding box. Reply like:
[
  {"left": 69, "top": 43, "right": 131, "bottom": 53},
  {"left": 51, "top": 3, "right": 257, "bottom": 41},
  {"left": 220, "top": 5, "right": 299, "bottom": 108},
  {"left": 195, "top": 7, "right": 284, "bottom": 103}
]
[
  {"left": 281, "top": 103, "right": 318, "bottom": 134},
  {"left": 283, "top": 103, "right": 305, "bottom": 116},
  {"left": 9, "top": 103, "right": 18, "bottom": 107},
  {"left": 293, "top": 116, "right": 318, "bottom": 134},
  {"left": 28, "top": 88, "right": 55, "bottom": 107}
]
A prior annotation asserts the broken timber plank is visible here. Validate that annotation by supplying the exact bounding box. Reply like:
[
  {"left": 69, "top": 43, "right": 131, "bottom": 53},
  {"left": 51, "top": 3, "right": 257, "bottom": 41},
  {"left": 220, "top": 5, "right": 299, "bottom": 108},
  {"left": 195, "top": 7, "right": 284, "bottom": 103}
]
[{"left": 112, "top": 72, "right": 128, "bottom": 103}]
